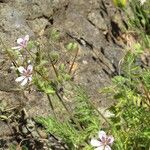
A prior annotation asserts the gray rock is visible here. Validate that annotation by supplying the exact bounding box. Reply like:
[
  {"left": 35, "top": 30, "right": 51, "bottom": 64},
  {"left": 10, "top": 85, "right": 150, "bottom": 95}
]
[
  {"left": 27, "top": 18, "right": 49, "bottom": 34},
  {"left": 88, "top": 10, "right": 108, "bottom": 31},
  {"left": 0, "top": 0, "right": 127, "bottom": 140}
]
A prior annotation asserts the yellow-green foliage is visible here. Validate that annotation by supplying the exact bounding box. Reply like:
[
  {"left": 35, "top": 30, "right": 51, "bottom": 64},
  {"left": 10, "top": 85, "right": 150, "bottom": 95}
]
[
  {"left": 103, "top": 50, "right": 150, "bottom": 150},
  {"left": 113, "top": 0, "right": 127, "bottom": 8}
]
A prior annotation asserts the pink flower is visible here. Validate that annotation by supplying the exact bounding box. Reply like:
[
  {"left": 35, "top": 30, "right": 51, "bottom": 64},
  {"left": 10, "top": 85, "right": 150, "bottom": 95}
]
[
  {"left": 12, "top": 35, "right": 29, "bottom": 50},
  {"left": 91, "top": 131, "right": 114, "bottom": 150},
  {"left": 15, "top": 65, "right": 33, "bottom": 86}
]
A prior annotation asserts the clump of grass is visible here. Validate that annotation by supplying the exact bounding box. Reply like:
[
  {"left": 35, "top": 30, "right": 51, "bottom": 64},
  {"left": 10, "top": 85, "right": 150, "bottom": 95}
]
[{"left": 128, "top": 0, "right": 150, "bottom": 48}]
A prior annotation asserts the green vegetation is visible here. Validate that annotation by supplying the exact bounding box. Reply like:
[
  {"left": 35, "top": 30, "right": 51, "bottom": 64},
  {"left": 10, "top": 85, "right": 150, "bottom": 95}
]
[
  {"left": 37, "top": 87, "right": 101, "bottom": 150},
  {"left": 102, "top": 49, "right": 150, "bottom": 150},
  {"left": 0, "top": 0, "right": 150, "bottom": 149}
]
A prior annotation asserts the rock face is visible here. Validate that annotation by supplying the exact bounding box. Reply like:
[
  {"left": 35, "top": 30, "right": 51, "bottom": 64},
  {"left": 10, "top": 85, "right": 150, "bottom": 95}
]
[
  {"left": 0, "top": 0, "right": 126, "bottom": 113},
  {"left": 0, "top": 0, "right": 126, "bottom": 144}
]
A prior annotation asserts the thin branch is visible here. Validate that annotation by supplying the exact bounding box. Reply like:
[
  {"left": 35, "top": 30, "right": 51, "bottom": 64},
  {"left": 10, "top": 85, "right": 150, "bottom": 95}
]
[{"left": 68, "top": 48, "right": 79, "bottom": 74}]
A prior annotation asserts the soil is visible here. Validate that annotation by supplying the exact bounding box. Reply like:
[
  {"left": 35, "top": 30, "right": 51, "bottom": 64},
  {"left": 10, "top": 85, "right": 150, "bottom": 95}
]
[{"left": 0, "top": 0, "right": 128, "bottom": 149}]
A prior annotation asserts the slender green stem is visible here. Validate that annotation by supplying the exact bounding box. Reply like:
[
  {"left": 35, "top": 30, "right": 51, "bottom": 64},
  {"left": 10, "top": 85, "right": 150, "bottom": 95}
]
[
  {"left": 47, "top": 94, "right": 57, "bottom": 118},
  {"left": 48, "top": 53, "right": 59, "bottom": 77},
  {"left": 55, "top": 91, "right": 83, "bottom": 130},
  {"left": 68, "top": 48, "right": 79, "bottom": 74},
  {"left": 88, "top": 100, "right": 111, "bottom": 126},
  {"left": 25, "top": 48, "right": 35, "bottom": 60}
]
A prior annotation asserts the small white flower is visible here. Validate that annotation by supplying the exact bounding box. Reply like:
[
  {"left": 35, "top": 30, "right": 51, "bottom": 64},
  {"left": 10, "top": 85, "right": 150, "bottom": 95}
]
[
  {"left": 140, "top": 0, "right": 146, "bottom": 5},
  {"left": 12, "top": 35, "right": 29, "bottom": 50},
  {"left": 10, "top": 63, "right": 16, "bottom": 70},
  {"left": 27, "top": 60, "right": 31, "bottom": 64},
  {"left": 15, "top": 64, "right": 33, "bottom": 86},
  {"left": 98, "top": 108, "right": 115, "bottom": 118},
  {"left": 91, "top": 131, "right": 114, "bottom": 150}
]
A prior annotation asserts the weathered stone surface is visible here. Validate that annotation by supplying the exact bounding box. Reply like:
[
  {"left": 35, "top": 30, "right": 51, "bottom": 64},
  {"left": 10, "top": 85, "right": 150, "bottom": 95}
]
[
  {"left": 0, "top": 4, "right": 33, "bottom": 48},
  {"left": 51, "top": 0, "right": 125, "bottom": 105},
  {"left": 88, "top": 10, "right": 107, "bottom": 31},
  {"left": 0, "top": 1, "right": 130, "bottom": 149},
  {"left": 27, "top": 18, "right": 49, "bottom": 34},
  {"left": 0, "top": 0, "right": 127, "bottom": 140},
  {"left": 24, "top": 91, "right": 51, "bottom": 118}
]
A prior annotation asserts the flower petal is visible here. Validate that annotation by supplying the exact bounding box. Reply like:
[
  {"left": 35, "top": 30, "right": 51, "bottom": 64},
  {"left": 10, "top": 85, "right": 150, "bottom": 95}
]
[
  {"left": 91, "top": 139, "right": 102, "bottom": 147},
  {"left": 95, "top": 146, "right": 105, "bottom": 150},
  {"left": 104, "top": 110, "right": 115, "bottom": 118},
  {"left": 12, "top": 46, "right": 22, "bottom": 50},
  {"left": 15, "top": 76, "right": 25, "bottom": 82},
  {"left": 107, "top": 136, "right": 114, "bottom": 145},
  {"left": 104, "top": 145, "right": 111, "bottom": 150},
  {"left": 27, "top": 65, "right": 33, "bottom": 72},
  {"left": 21, "top": 78, "right": 28, "bottom": 86},
  {"left": 17, "top": 38, "right": 24, "bottom": 45},
  {"left": 24, "top": 35, "right": 29, "bottom": 41},
  {"left": 18, "top": 66, "right": 26, "bottom": 74},
  {"left": 98, "top": 131, "right": 107, "bottom": 141},
  {"left": 140, "top": 0, "right": 146, "bottom": 5},
  {"left": 27, "top": 60, "right": 31, "bottom": 64}
]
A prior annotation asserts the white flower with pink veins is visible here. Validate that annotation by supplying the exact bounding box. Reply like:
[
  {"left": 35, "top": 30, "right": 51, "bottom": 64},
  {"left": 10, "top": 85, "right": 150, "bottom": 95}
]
[
  {"left": 15, "top": 65, "right": 33, "bottom": 86},
  {"left": 12, "top": 35, "right": 29, "bottom": 50},
  {"left": 91, "top": 131, "right": 114, "bottom": 150}
]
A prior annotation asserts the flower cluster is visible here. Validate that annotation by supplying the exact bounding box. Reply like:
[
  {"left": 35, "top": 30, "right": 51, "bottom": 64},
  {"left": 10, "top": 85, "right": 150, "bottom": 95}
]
[
  {"left": 12, "top": 35, "right": 33, "bottom": 86},
  {"left": 91, "top": 131, "right": 114, "bottom": 150}
]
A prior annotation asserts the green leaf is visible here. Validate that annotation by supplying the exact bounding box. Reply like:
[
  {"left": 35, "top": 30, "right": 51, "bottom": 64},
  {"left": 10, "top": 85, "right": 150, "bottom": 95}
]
[
  {"left": 51, "top": 29, "right": 60, "bottom": 40},
  {"left": 44, "top": 86, "right": 55, "bottom": 94},
  {"left": 49, "top": 51, "right": 59, "bottom": 62},
  {"left": 0, "top": 115, "right": 8, "bottom": 120},
  {"left": 113, "top": 0, "right": 127, "bottom": 8},
  {"left": 112, "top": 76, "right": 127, "bottom": 85},
  {"left": 66, "top": 42, "right": 78, "bottom": 51}
]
